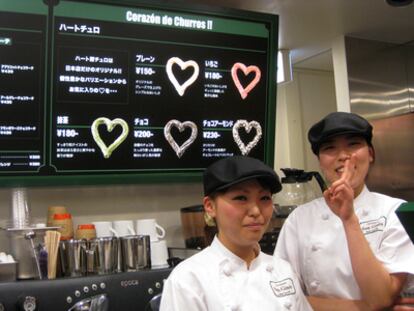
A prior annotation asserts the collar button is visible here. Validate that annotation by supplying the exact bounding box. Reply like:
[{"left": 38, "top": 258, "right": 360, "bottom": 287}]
[
  {"left": 222, "top": 265, "right": 232, "bottom": 277},
  {"left": 310, "top": 281, "right": 320, "bottom": 289}
]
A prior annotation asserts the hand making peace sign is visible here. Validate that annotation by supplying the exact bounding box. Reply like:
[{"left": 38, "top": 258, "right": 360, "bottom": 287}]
[{"left": 323, "top": 153, "right": 357, "bottom": 222}]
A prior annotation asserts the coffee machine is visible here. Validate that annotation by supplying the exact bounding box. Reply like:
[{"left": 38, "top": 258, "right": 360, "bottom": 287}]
[
  {"left": 0, "top": 268, "right": 172, "bottom": 310},
  {"left": 259, "top": 168, "right": 327, "bottom": 254},
  {"left": 273, "top": 168, "right": 326, "bottom": 217}
]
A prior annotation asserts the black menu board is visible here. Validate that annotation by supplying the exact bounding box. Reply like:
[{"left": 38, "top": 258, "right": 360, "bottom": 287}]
[
  {"left": 0, "top": 0, "right": 278, "bottom": 187},
  {"left": 0, "top": 1, "right": 47, "bottom": 178}
]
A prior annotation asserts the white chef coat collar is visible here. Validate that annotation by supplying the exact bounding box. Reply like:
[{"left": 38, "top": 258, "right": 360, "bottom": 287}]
[
  {"left": 210, "top": 235, "right": 263, "bottom": 270},
  {"left": 353, "top": 185, "right": 369, "bottom": 211}
]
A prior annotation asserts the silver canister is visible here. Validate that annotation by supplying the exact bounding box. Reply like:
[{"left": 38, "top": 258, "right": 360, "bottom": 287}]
[
  {"left": 120, "top": 235, "right": 151, "bottom": 272},
  {"left": 88, "top": 236, "right": 118, "bottom": 275},
  {"left": 6, "top": 227, "right": 52, "bottom": 279},
  {"left": 59, "top": 239, "right": 87, "bottom": 277}
]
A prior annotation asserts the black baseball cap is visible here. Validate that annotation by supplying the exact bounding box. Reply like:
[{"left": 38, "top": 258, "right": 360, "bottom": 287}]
[
  {"left": 308, "top": 112, "right": 373, "bottom": 155},
  {"left": 203, "top": 156, "right": 282, "bottom": 196}
]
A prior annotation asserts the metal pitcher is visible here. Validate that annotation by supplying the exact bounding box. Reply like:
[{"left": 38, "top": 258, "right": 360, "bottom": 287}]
[
  {"left": 59, "top": 239, "right": 87, "bottom": 277},
  {"left": 120, "top": 235, "right": 151, "bottom": 272},
  {"left": 88, "top": 236, "right": 118, "bottom": 275}
]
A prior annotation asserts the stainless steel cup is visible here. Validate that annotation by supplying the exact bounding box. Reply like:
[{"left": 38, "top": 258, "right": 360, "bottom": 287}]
[
  {"left": 59, "top": 239, "right": 87, "bottom": 277},
  {"left": 120, "top": 235, "right": 151, "bottom": 272},
  {"left": 88, "top": 237, "right": 118, "bottom": 275}
]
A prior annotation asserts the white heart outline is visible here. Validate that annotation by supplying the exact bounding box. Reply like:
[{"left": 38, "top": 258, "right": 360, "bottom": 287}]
[
  {"left": 166, "top": 57, "right": 199, "bottom": 96},
  {"left": 232, "top": 120, "right": 262, "bottom": 156},
  {"left": 164, "top": 119, "right": 198, "bottom": 158},
  {"left": 91, "top": 117, "right": 129, "bottom": 159}
]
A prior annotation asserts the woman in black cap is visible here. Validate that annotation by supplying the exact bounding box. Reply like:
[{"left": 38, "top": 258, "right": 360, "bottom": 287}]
[
  {"left": 275, "top": 112, "right": 414, "bottom": 310},
  {"left": 160, "top": 155, "right": 312, "bottom": 311}
]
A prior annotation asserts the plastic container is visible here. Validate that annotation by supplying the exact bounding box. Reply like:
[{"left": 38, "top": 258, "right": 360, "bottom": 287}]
[
  {"left": 47, "top": 206, "right": 67, "bottom": 227},
  {"left": 76, "top": 224, "right": 96, "bottom": 240},
  {"left": 52, "top": 213, "right": 74, "bottom": 240}
]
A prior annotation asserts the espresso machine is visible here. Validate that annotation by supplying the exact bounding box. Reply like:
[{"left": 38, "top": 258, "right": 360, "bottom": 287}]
[{"left": 0, "top": 268, "right": 172, "bottom": 311}]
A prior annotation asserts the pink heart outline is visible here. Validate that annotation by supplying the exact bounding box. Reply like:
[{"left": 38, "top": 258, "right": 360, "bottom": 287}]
[{"left": 231, "top": 63, "right": 261, "bottom": 100}]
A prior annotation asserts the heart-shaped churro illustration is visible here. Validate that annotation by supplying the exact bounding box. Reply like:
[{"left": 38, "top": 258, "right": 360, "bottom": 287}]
[
  {"left": 232, "top": 120, "right": 262, "bottom": 156},
  {"left": 166, "top": 57, "right": 199, "bottom": 96},
  {"left": 91, "top": 117, "right": 129, "bottom": 159},
  {"left": 164, "top": 119, "right": 198, "bottom": 158},
  {"left": 231, "top": 63, "right": 261, "bottom": 99}
]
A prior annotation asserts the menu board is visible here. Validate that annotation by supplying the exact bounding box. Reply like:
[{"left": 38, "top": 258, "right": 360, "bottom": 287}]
[
  {"left": 0, "top": 1, "right": 47, "bottom": 177},
  {"left": 0, "top": 0, "right": 278, "bottom": 187}
]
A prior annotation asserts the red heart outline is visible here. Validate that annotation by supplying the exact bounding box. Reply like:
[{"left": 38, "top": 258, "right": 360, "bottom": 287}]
[{"left": 231, "top": 63, "right": 261, "bottom": 99}]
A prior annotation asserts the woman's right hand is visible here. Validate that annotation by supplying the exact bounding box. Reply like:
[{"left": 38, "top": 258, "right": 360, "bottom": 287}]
[{"left": 323, "top": 154, "right": 356, "bottom": 222}]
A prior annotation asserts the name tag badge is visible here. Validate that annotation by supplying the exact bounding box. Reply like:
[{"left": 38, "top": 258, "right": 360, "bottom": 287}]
[
  {"left": 270, "top": 278, "right": 296, "bottom": 297},
  {"left": 360, "top": 216, "right": 386, "bottom": 235}
]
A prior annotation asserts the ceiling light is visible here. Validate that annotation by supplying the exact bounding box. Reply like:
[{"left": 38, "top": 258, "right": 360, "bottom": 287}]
[{"left": 277, "top": 50, "right": 293, "bottom": 84}]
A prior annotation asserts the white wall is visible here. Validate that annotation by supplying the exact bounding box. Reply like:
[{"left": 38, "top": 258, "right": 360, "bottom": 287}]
[
  {"left": 274, "top": 68, "right": 337, "bottom": 178},
  {"left": 332, "top": 36, "right": 351, "bottom": 113}
]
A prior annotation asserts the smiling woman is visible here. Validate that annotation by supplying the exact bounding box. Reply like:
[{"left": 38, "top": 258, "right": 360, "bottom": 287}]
[
  {"left": 275, "top": 112, "right": 414, "bottom": 311},
  {"left": 160, "top": 156, "right": 313, "bottom": 311}
]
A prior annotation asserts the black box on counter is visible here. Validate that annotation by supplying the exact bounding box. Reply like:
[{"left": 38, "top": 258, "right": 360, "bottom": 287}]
[{"left": 0, "top": 262, "right": 17, "bottom": 282}]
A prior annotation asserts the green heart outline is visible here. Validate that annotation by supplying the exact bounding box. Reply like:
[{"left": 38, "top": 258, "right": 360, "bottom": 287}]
[{"left": 91, "top": 117, "right": 129, "bottom": 159}]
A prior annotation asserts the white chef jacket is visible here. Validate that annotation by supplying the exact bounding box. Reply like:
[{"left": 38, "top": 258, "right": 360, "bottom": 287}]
[
  {"left": 275, "top": 185, "right": 414, "bottom": 299},
  {"left": 160, "top": 236, "right": 313, "bottom": 311}
]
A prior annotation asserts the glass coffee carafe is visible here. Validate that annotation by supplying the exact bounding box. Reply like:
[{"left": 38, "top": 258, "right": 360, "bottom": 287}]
[{"left": 273, "top": 168, "right": 327, "bottom": 217}]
